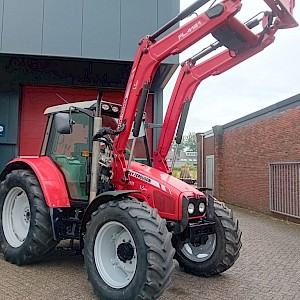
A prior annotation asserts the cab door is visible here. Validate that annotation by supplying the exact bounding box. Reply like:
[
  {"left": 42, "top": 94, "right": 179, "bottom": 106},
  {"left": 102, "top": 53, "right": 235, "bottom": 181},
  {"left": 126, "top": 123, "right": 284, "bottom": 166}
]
[{"left": 46, "top": 112, "right": 91, "bottom": 201}]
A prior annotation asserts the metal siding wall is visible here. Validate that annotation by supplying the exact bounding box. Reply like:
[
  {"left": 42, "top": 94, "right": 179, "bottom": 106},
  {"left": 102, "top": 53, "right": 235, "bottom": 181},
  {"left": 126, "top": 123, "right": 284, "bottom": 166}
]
[
  {"left": 0, "top": 0, "right": 179, "bottom": 63},
  {"left": 157, "top": 0, "right": 178, "bottom": 28},
  {"left": 82, "top": 0, "right": 121, "bottom": 60},
  {"left": 0, "top": 88, "right": 19, "bottom": 170},
  {"left": 120, "top": 0, "right": 157, "bottom": 61},
  {"left": 1, "top": 0, "right": 43, "bottom": 54},
  {"left": 0, "top": 89, "right": 19, "bottom": 144},
  {"left": 0, "top": 146, "right": 16, "bottom": 170},
  {"left": 0, "top": 0, "right": 3, "bottom": 50},
  {"left": 42, "top": 0, "right": 82, "bottom": 56},
  {"left": 0, "top": 91, "right": 9, "bottom": 144},
  {"left": 158, "top": 0, "right": 179, "bottom": 64}
]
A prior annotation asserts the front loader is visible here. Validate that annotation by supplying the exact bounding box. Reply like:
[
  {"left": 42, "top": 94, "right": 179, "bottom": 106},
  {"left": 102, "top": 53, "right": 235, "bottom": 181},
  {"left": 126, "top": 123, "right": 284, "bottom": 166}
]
[{"left": 0, "top": 1, "right": 297, "bottom": 299}]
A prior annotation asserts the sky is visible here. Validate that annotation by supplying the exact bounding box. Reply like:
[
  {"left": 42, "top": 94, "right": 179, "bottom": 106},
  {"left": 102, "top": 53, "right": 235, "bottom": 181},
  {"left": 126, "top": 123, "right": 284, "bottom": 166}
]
[{"left": 163, "top": 0, "right": 300, "bottom": 134}]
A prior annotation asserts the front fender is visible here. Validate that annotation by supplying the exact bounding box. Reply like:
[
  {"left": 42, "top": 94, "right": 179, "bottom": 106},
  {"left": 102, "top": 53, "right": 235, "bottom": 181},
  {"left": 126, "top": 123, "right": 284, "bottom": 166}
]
[
  {"left": 80, "top": 190, "right": 140, "bottom": 248},
  {"left": 0, "top": 157, "right": 70, "bottom": 208}
]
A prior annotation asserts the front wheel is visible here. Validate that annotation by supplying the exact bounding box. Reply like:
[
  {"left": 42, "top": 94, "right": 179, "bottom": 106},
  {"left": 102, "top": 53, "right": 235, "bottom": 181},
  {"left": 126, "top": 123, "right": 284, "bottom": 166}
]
[
  {"left": 175, "top": 200, "right": 242, "bottom": 277},
  {"left": 83, "top": 199, "right": 175, "bottom": 300}
]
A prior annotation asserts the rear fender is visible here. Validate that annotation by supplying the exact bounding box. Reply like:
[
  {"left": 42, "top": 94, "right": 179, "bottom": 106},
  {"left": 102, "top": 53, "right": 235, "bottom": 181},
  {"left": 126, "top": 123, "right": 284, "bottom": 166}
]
[
  {"left": 0, "top": 157, "right": 70, "bottom": 208},
  {"left": 80, "top": 190, "right": 140, "bottom": 248}
]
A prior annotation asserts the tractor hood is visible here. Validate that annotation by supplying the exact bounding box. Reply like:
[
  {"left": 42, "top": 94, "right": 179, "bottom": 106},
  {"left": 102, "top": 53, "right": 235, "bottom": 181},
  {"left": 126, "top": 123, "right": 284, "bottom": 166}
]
[
  {"left": 129, "top": 161, "right": 199, "bottom": 194},
  {"left": 125, "top": 161, "right": 205, "bottom": 220}
]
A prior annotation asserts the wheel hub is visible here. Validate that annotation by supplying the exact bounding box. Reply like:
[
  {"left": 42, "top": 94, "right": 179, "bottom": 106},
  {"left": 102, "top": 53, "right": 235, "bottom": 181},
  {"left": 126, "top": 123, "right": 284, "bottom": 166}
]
[
  {"left": 192, "top": 234, "right": 209, "bottom": 247},
  {"left": 117, "top": 242, "right": 134, "bottom": 263},
  {"left": 94, "top": 221, "right": 137, "bottom": 289},
  {"left": 182, "top": 233, "right": 216, "bottom": 262},
  {"left": 24, "top": 208, "right": 30, "bottom": 223}
]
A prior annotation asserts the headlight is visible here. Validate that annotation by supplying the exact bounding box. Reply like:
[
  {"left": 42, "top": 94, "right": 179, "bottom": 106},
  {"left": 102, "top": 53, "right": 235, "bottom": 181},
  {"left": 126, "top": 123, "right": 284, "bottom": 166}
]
[
  {"left": 111, "top": 105, "right": 119, "bottom": 113},
  {"left": 188, "top": 203, "right": 195, "bottom": 214},
  {"left": 101, "top": 103, "right": 110, "bottom": 111},
  {"left": 199, "top": 202, "right": 206, "bottom": 213}
]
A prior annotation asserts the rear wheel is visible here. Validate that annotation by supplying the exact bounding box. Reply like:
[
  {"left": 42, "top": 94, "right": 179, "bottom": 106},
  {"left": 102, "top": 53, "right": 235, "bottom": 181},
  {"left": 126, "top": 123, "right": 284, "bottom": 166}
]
[
  {"left": 83, "top": 199, "right": 175, "bottom": 300},
  {"left": 175, "top": 200, "right": 241, "bottom": 276},
  {"left": 0, "top": 169, "right": 58, "bottom": 265}
]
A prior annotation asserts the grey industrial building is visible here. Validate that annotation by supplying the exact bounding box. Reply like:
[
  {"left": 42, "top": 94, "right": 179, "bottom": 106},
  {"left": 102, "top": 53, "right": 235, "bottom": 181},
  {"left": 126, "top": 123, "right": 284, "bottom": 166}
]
[{"left": 0, "top": 0, "right": 179, "bottom": 171}]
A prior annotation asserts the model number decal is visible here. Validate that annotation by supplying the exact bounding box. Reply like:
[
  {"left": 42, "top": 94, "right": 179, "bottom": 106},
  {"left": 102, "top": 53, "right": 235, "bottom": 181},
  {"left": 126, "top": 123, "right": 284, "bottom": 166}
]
[
  {"left": 118, "top": 67, "right": 136, "bottom": 126},
  {"left": 178, "top": 21, "right": 202, "bottom": 40}
]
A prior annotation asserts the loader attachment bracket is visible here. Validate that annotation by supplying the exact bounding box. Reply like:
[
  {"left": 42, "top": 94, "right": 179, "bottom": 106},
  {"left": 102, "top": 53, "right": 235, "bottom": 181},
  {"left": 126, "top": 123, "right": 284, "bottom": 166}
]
[{"left": 264, "top": 0, "right": 298, "bottom": 28}]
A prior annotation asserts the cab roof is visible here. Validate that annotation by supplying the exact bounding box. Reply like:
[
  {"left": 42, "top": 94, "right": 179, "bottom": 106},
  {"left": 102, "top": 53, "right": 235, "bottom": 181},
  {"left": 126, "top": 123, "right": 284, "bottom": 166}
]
[{"left": 44, "top": 100, "right": 97, "bottom": 115}]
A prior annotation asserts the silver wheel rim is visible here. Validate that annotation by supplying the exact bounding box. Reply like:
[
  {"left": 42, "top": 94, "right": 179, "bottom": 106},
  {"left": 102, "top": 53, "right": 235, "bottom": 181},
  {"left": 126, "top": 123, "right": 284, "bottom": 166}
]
[
  {"left": 181, "top": 234, "right": 216, "bottom": 262},
  {"left": 94, "top": 221, "right": 137, "bottom": 288},
  {"left": 2, "top": 187, "right": 31, "bottom": 248}
]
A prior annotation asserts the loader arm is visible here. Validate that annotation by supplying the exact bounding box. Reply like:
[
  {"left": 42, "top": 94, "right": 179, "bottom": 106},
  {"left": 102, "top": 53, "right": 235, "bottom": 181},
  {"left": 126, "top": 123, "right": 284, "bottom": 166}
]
[
  {"left": 153, "top": 1, "right": 298, "bottom": 173},
  {"left": 112, "top": 0, "right": 297, "bottom": 188},
  {"left": 112, "top": 0, "right": 243, "bottom": 188}
]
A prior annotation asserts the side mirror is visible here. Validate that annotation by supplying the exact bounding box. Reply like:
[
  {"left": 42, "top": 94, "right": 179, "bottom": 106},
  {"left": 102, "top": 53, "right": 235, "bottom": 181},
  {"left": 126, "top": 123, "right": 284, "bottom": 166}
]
[{"left": 54, "top": 112, "right": 72, "bottom": 134}]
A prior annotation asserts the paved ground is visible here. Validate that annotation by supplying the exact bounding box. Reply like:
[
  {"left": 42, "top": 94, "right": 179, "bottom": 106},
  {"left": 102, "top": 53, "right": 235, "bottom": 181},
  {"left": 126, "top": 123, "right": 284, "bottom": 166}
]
[{"left": 1, "top": 205, "right": 300, "bottom": 300}]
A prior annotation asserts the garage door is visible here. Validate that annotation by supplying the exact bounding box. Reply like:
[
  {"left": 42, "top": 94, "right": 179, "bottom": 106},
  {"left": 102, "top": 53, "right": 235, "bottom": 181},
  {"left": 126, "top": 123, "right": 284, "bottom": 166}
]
[{"left": 19, "top": 86, "right": 153, "bottom": 157}]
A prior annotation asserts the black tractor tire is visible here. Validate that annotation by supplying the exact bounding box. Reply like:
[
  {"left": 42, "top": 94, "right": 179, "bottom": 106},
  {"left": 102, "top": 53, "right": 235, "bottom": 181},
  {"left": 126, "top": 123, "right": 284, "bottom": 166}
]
[
  {"left": 83, "top": 199, "right": 175, "bottom": 300},
  {"left": 175, "top": 200, "right": 241, "bottom": 277},
  {"left": 0, "top": 169, "right": 58, "bottom": 265}
]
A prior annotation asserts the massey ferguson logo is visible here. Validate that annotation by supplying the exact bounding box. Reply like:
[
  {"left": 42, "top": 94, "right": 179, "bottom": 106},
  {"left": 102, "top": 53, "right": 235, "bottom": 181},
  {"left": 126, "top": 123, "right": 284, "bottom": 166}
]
[
  {"left": 129, "top": 171, "right": 151, "bottom": 184},
  {"left": 178, "top": 21, "right": 202, "bottom": 40}
]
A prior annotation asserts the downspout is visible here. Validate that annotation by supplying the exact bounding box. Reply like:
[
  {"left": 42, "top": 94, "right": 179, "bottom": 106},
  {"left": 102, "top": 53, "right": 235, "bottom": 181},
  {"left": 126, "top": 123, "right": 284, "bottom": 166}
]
[
  {"left": 196, "top": 132, "right": 205, "bottom": 187},
  {"left": 201, "top": 133, "right": 204, "bottom": 187}
]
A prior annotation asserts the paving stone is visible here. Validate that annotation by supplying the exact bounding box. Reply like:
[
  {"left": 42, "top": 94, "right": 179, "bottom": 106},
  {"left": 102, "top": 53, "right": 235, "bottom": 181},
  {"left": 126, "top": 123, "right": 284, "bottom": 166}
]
[{"left": 1, "top": 205, "right": 300, "bottom": 299}]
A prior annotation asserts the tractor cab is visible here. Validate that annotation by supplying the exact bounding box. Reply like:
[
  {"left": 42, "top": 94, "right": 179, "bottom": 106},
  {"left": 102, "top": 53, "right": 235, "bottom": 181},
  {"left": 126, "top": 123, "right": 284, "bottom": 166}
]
[
  {"left": 42, "top": 99, "right": 148, "bottom": 201},
  {"left": 42, "top": 100, "right": 121, "bottom": 201}
]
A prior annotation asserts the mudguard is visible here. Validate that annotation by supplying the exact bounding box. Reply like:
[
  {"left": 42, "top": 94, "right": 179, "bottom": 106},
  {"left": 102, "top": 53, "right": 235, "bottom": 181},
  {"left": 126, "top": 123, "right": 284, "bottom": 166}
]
[
  {"left": 80, "top": 190, "right": 140, "bottom": 248},
  {"left": 0, "top": 157, "right": 70, "bottom": 208}
]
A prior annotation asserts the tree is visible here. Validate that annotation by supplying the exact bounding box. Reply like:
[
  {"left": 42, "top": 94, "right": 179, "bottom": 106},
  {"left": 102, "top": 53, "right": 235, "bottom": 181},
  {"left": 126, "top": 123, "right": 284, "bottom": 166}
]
[
  {"left": 170, "top": 132, "right": 197, "bottom": 152},
  {"left": 171, "top": 139, "right": 185, "bottom": 151},
  {"left": 183, "top": 132, "right": 197, "bottom": 152}
]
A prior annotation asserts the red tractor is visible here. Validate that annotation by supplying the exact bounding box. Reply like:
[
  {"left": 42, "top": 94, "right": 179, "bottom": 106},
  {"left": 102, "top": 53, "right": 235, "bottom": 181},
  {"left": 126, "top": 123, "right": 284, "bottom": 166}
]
[{"left": 0, "top": 1, "right": 297, "bottom": 299}]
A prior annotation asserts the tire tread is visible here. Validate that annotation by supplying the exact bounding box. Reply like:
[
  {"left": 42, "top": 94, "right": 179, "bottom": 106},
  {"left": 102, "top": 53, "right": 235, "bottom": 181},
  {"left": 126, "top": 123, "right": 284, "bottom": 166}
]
[
  {"left": 0, "top": 169, "right": 58, "bottom": 265},
  {"left": 83, "top": 199, "right": 174, "bottom": 300},
  {"left": 176, "top": 199, "right": 242, "bottom": 277}
]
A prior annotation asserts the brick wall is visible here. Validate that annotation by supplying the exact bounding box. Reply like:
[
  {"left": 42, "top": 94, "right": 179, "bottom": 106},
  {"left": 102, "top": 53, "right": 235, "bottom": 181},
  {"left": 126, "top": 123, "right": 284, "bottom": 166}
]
[
  {"left": 219, "top": 106, "right": 300, "bottom": 213},
  {"left": 204, "top": 136, "right": 214, "bottom": 155}
]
